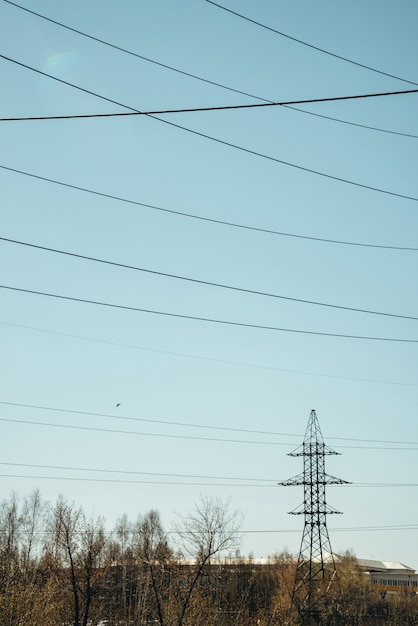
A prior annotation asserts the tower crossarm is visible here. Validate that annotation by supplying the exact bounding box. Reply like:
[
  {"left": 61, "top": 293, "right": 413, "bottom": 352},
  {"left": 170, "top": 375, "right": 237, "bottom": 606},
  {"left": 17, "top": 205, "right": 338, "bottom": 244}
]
[
  {"left": 288, "top": 443, "right": 340, "bottom": 457},
  {"left": 289, "top": 503, "right": 344, "bottom": 516},
  {"left": 324, "top": 473, "right": 351, "bottom": 485},
  {"left": 278, "top": 473, "right": 350, "bottom": 487},
  {"left": 278, "top": 472, "right": 305, "bottom": 486}
]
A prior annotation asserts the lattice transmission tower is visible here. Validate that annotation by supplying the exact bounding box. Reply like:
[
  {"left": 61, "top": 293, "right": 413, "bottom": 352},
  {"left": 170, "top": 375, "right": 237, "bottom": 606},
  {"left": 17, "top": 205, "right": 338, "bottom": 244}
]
[{"left": 279, "top": 409, "right": 350, "bottom": 623}]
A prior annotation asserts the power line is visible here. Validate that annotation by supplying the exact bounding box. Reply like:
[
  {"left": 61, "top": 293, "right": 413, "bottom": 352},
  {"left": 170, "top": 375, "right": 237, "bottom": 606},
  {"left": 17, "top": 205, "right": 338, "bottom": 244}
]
[
  {"left": 3, "top": 284, "right": 418, "bottom": 343},
  {"left": 0, "top": 400, "right": 302, "bottom": 440},
  {"left": 3, "top": 321, "right": 416, "bottom": 388},
  {"left": 0, "top": 471, "right": 417, "bottom": 488},
  {"left": 4, "top": 400, "right": 418, "bottom": 445},
  {"left": 3, "top": 236, "right": 418, "bottom": 321},
  {"left": 2, "top": 0, "right": 268, "bottom": 102},
  {"left": 147, "top": 117, "right": 418, "bottom": 203},
  {"left": 1, "top": 164, "right": 417, "bottom": 251},
  {"left": 1, "top": 87, "right": 417, "bottom": 121},
  {"left": 242, "top": 525, "right": 418, "bottom": 533},
  {"left": 284, "top": 105, "right": 418, "bottom": 140},
  {"left": 2, "top": 409, "right": 418, "bottom": 450},
  {"left": 329, "top": 524, "right": 418, "bottom": 533},
  {"left": 4, "top": 105, "right": 418, "bottom": 140},
  {"left": 0, "top": 462, "right": 416, "bottom": 488},
  {"left": 4, "top": 0, "right": 417, "bottom": 140},
  {"left": 0, "top": 417, "right": 301, "bottom": 447},
  {"left": 67, "top": 524, "right": 418, "bottom": 532},
  {"left": 0, "top": 462, "right": 274, "bottom": 484},
  {"left": 0, "top": 524, "right": 415, "bottom": 535},
  {"left": 205, "top": 0, "right": 418, "bottom": 87},
  {"left": 349, "top": 483, "right": 418, "bottom": 488},
  {"left": 0, "top": 473, "right": 274, "bottom": 487},
  {"left": 2, "top": 54, "right": 418, "bottom": 202}
]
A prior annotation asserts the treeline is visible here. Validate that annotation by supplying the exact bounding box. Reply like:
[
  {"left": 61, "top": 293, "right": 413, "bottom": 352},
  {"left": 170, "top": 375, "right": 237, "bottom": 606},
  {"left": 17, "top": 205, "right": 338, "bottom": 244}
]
[{"left": 0, "top": 490, "right": 417, "bottom": 625}]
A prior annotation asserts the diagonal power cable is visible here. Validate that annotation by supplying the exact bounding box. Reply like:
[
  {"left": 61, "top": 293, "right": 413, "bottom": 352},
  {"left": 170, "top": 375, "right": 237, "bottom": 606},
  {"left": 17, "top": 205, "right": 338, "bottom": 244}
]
[
  {"left": 2, "top": 284, "right": 418, "bottom": 342},
  {"left": 4, "top": 0, "right": 418, "bottom": 139},
  {"left": 1, "top": 164, "right": 418, "bottom": 251},
  {"left": 1, "top": 236, "right": 418, "bottom": 321},
  {"left": 1, "top": 54, "right": 418, "bottom": 202},
  {"left": 205, "top": 0, "right": 418, "bottom": 87}
]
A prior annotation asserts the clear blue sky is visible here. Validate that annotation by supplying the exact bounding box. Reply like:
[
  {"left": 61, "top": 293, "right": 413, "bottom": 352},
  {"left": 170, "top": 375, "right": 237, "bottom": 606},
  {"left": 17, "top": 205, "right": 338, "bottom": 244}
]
[{"left": 1, "top": 0, "right": 418, "bottom": 565}]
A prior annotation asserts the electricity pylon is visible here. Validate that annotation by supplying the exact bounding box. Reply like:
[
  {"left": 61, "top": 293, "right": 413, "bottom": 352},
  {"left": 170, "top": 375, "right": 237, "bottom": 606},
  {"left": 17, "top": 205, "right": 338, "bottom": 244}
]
[{"left": 279, "top": 409, "right": 350, "bottom": 624}]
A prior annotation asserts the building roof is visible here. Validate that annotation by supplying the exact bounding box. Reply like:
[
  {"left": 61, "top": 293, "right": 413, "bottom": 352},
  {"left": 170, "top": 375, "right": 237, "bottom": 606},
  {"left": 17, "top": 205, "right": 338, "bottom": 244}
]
[{"left": 358, "top": 558, "right": 415, "bottom": 574}]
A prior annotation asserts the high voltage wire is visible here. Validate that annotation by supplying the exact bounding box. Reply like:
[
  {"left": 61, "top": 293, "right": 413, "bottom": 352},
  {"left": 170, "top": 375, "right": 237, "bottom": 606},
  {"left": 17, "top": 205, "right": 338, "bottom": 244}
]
[
  {"left": 284, "top": 106, "right": 418, "bottom": 140},
  {"left": 1, "top": 400, "right": 303, "bottom": 440},
  {"left": 2, "top": 0, "right": 267, "bottom": 102},
  {"left": 3, "top": 284, "right": 418, "bottom": 343},
  {"left": 2, "top": 236, "right": 417, "bottom": 321},
  {"left": 0, "top": 524, "right": 415, "bottom": 535},
  {"left": 327, "top": 524, "right": 418, "bottom": 533},
  {"left": 2, "top": 321, "right": 416, "bottom": 388},
  {"left": 0, "top": 417, "right": 304, "bottom": 447},
  {"left": 243, "top": 525, "right": 418, "bottom": 533},
  {"left": 4, "top": 400, "right": 418, "bottom": 445},
  {"left": 4, "top": 0, "right": 417, "bottom": 139},
  {"left": 1, "top": 164, "right": 417, "bottom": 251},
  {"left": 0, "top": 473, "right": 274, "bottom": 487},
  {"left": 0, "top": 472, "right": 417, "bottom": 489},
  {"left": 206, "top": 0, "right": 418, "bottom": 88},
  {"left": 2, "top": 54, "right": 418, "bottom": 202},
  {"left": 0, "top": 461, "right": 275, "bottom": 483},
  {"left": 1, "top": 87, "right": 417, "bottom": 121},
  {"left": 3, "top": 106, "right": 418, "bottom": 140},
  {"left": 1, "top": 407, "right": 418, "bottom": 450},
  {"left": 0, "top": 461, "right": 416, "bottom": 488}
]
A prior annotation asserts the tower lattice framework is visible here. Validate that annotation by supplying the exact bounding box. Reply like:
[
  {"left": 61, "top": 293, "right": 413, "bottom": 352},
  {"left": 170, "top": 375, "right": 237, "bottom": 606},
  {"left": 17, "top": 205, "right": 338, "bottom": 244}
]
[{"left": 279, "top": 409, "right": 349, "bottom": 623}]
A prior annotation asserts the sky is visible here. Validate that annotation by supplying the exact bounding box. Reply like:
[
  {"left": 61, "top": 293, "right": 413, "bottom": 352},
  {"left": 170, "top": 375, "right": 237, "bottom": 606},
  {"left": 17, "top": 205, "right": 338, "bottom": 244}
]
[{"left": 1, "top": 0, "right": 418, "bottom": 566}]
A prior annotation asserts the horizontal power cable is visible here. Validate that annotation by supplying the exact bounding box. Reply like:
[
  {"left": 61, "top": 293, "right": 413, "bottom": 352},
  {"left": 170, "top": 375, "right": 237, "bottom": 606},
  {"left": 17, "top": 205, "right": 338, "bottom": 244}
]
[
  {"left": 348, "top": 483, "right": 418, "bottom": 488},
  {"left": 206, "top": 0, "right": 418, "bottom": 87},
  {"left": 242, "top": 525, "right": 418, "bottom": 534},
  {"left": 3, "top": 321, "right": 417, "bottom": 388},
  {"left": 328, "top": 524, "right": 418, "bottom": 533},
  {"left": 2, "top": 284, "right": 418, "bottom": 343},
  {"left": 1, "top": 87, "right": 417, "bottom": 121},
  {"left": 0, "top": 524, "right": 415, "bottom": 535},
  {"left": 0, "top": 473, "right": 275, "bottom": 487},
  {"left": 0, "top": 462, "right": 416, "bottom": 488},
  {"left": 0, "top": 524, "right": 418, "bottom": 532},
  {"left": 2, "top": 54, "right": 417, "bottom": 202},
  {"left": 5, "top": 0, "right": 417, "bottom": 139},
  {"left": 2, "top": 400, "right": 295, "bottom": 439},
  {"left": 284, "top": 105, "right": 418, "bottom": 140},
  {"left": 0, "top": 461, "right": 275, "bottom": 483},
  {"left": 0, "top": 417, "right": 299, "bottom": 447},
  {"left": 3, "top": 400, "right": 418, "bottom": 445},
  {"left": 0, "top": 472, "right": 417, "bottom": 488},
  {"left": 3, "top": 104, "right": 418, "bottom": 140},
  {"left": 1, "top": 164, "right": 417, "bottom": 251},
  {"left": 2, "top": 236, "right": 417, "bottom": 321},
  {"left": 1, "top": 413, "right": 418, "bottom": 450}
]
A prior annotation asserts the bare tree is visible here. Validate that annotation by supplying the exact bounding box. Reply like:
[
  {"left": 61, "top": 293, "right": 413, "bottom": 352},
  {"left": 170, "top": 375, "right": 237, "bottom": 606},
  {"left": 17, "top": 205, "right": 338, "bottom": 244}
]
[
  {"left": 172, "top": 496, "right": 243, "bottom": 626},
  {"left": 133, "top": 510, "right": 172, "bottom": 626},
  {"left": 46, "top": 496, "right": 110, "bottom": 626},
  {"left": 0, "top": 492, "right": 22, "bottom": 623},
  {"left": 0, "top": 491, "right": 51, "bottom": 624},
  {"left": 113, "top": 513, "right": 133, "bottom": 624},
  {"left": 20, "top": 489, "right": 45, "bottom": 568}
]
